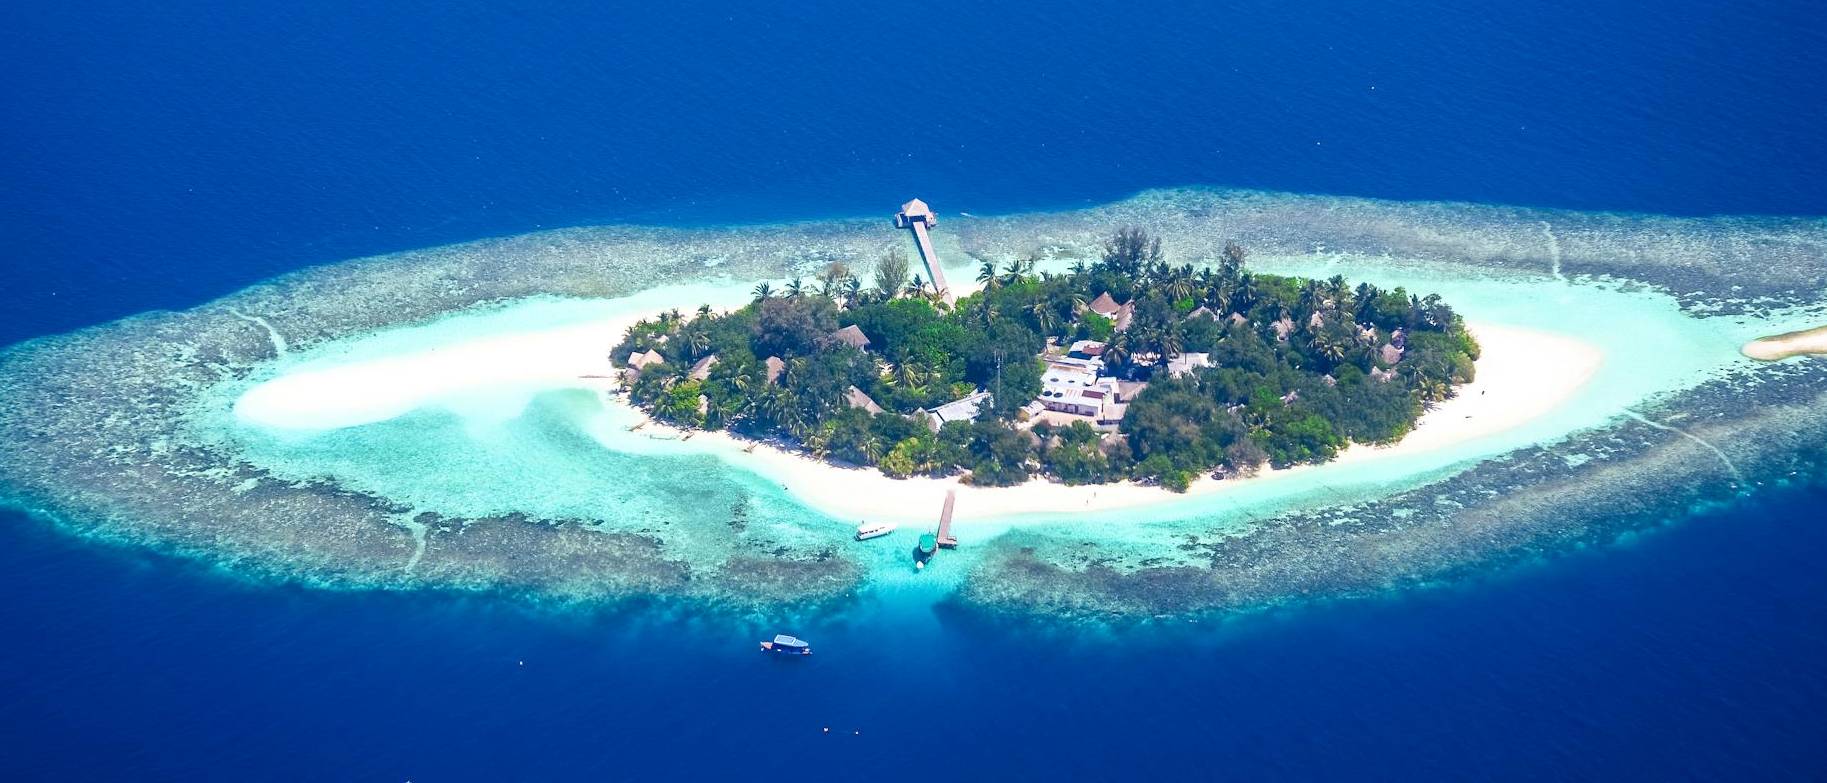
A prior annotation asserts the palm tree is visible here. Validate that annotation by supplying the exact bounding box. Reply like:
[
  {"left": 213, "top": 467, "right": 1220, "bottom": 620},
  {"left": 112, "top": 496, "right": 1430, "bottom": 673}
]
[
  {"left": 1162, "top": 326, "right": 1185, "bottom": 360},
  {"left": 1297, "top": 280, "right": 1322, "bottom": 320},
  {"left": 1166, "top": 267, "right": 1195, "bottom": 303},
  {"left": 697, "top": 303, "right": 713, "bottom": 317},
  {"left": 1312, "top": 334, "right": 1346, "bottom": 366},
  {"left": 1232, "top": 273, "right": 1260, "bottom": 315},
  {"left": 802, "top": 426, "right": 830, "bottom": 457},
  {"left": 886, "top": 360, "right": 929, "bottom": 392},
  {"left": 842, "top": 275, "right": 863, "bottom": 308},
  {"left": 683, "top": 329, "right": 711, "bottom": 360},
  {"left": 905, "top": 274, "right": 927, "bottom": 298},
  {"left": 757, "top": 387, "right": 790, "bottom": 427},
  {"left": 977, "top": 260, "right": 1000, "bottom": 291},
  {"left": 751, "top": 281, "right": 774, "bottom": 300},
  {"left": 1196, "top": 268, "right": 1220, "bottom": 303},
  {"left": 785, "top": 276, "right": 806, "bottom": 299},
  {"left": 1000, "top": 257, "right": 1033, "bottom": 287},
  {"left": 1146, "top": 260, "right": 1171, "bottom": 285},
  {"left": 724, "top": 371, "right": 757, "bottom": 420},
  {"left": 1354, "top": 282, "right": 1377, "bottom": 322},
  {"left": 975, "top": 298, "right": 1000, "bottom": 328},
  {"left": 860, "top": 432, "right": 886, "bottom": 464},
  {"left": 1326, "top": 275, "right": 1349, "bottom": 308},
  {"left": 1421, "top": 380, "right": 1449, "bottom": 405},
  {"left": 1026, "top": 300, "right": 1055, "bottom": 333},
  {"left": 779, "top": 402, "right": 811, "bottom": 441},
  {"left": 1103, "top": 332, "right": 1132, "bottom": 372}
]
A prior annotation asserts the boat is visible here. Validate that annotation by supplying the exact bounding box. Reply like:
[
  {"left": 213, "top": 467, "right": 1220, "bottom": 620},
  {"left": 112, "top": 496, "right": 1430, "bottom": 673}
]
[
  {"left": 854, "top": 521, "right": 896, "bottom": 541},
  {"left": 760, "top": 634, "right": 811, "bottom": 655},
  {"left": 914, "top": 533, "right": 937, "bottom": 570}
]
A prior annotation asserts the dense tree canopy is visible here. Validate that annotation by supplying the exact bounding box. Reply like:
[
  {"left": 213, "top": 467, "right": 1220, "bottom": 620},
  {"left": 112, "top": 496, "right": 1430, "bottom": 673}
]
[{"left": 614, "top": 230, "right": 1478, "bottom": 490}]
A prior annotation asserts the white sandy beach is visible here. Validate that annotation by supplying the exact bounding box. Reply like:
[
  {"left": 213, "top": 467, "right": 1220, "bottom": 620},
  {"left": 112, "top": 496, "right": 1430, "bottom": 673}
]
[{"left": 233, "top": 291, "right": 1606, "bottom": 528}]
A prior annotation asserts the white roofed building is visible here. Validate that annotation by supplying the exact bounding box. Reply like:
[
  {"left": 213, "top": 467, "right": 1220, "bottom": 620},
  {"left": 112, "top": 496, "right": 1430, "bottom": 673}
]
[
  {"left": 1034, "top": 356, "right": 1130, "bottom": 426},
  {"left": 922, "top": 391, "right": 992, "bottom": 431},
  {"left": 1165, "top": 352, "right": 1212, "bottom": 378}
]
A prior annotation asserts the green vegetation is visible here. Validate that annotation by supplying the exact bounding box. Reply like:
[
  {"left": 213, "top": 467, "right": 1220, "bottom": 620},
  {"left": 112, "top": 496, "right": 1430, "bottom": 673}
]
[{"left": 614, "top": 230, "right": 1478, "bottom": 490}]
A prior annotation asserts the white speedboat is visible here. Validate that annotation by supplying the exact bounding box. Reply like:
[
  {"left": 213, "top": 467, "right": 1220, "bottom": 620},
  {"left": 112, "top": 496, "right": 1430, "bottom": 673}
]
[{"left": 854, "top": 521, "right": 896, "bottom": 541}]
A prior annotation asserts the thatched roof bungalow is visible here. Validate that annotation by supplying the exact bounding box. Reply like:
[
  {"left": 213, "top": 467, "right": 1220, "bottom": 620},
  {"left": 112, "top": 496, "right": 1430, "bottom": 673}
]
[
  {"left": 1087, "top": 292, "right": 1122, "bottom": 318},
  {"left": 830, "top": 325, "right": 871, "bottom": 350},
  {"left": 627, "top": 349, "right": 665, "bottom": 370},
  {"left": 844, "top": 385, "right": 884, "bottom": 414},
  {"left": 687, "top": 354, "right": 719, "bottom": 381}
]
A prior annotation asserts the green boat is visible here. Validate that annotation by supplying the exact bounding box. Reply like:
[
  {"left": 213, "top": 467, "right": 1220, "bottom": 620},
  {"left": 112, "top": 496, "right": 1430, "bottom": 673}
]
[{"left": 914, "top": 533, "right": 938, "bottom": 569}]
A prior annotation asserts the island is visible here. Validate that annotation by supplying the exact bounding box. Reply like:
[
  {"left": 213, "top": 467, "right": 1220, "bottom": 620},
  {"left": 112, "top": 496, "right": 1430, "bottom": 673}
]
[
  {"left": 614, "top": 227, "right": 1479, "bottom": 491},
  {"left": 5, "top": 187, "right": 1817, "bottom": 620}
]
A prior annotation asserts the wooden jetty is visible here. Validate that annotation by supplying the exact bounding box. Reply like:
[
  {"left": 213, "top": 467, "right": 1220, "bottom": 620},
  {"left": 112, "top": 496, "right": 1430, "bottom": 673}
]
[
  {"left": 895, "top": 198, "right": 951, "bottom": 300},
  {"left": 936, "top": 489, "right": 958, "bottom": 549}
]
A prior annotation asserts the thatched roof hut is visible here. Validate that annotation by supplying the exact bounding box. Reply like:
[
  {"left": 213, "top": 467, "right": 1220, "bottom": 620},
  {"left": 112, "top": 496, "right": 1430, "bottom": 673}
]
[
  {"left": 627, "top": 349, "right": 665, "bottom": 370},
  {"left": 1087, "top": 292, "right": 1121, "bottom": 318},
  {"left": 688, "top": 354, "right": 719, "bottom": 381},
  {"left": 830, "top": 325, "right": 871, "bottom": 350},
  {"left": 844, "top": 385, "right": 884, "bottom": 414}
]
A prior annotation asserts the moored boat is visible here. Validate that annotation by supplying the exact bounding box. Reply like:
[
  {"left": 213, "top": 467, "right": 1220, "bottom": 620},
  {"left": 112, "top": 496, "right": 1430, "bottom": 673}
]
[
  {"left": 914, "top": 533, "right": 937, "bottom": 570},
  {"left": 855, "top": 521, "right": 896, "bottom": 541},
  {"left": 760, "top": 634, "right": 811, "bottom": 655}
]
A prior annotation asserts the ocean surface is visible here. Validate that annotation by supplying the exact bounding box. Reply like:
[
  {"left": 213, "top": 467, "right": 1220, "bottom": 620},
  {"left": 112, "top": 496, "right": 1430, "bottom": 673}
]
[{"left": 3, "top": 0, "right": 1825, "bottom": 779}]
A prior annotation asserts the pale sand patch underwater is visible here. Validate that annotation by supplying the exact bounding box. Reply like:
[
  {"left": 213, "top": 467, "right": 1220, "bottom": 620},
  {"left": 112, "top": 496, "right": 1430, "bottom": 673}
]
[{"left": 1743, "top": 324, "right": 1827, "bottom": 361}]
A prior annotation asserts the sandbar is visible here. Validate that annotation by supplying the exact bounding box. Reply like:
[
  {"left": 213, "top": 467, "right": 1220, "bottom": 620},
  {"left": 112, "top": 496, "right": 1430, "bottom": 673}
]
[{"left": 1742, "top": 324, "right": 1827, "bottom": 361}]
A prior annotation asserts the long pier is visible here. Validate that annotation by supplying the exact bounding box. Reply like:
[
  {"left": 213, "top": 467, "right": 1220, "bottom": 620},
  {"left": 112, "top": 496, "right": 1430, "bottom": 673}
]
[
  {"left": 895, "top": 199, "right": 951, "bottom": 299},
  {"left": 936, "top": 490, "right": 957, "bottom": 548}
]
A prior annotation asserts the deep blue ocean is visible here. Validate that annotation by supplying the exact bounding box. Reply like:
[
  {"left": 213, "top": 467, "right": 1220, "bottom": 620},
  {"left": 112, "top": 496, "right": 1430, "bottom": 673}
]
[{"left": 3, "top": 1, "right": 1825, "bottom": 779}]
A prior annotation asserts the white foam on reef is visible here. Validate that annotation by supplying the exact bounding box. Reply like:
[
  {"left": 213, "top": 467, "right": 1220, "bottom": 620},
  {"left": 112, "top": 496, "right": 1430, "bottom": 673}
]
[{"left": 224, "top": 251, "right": 1764, "bottom": 559}]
